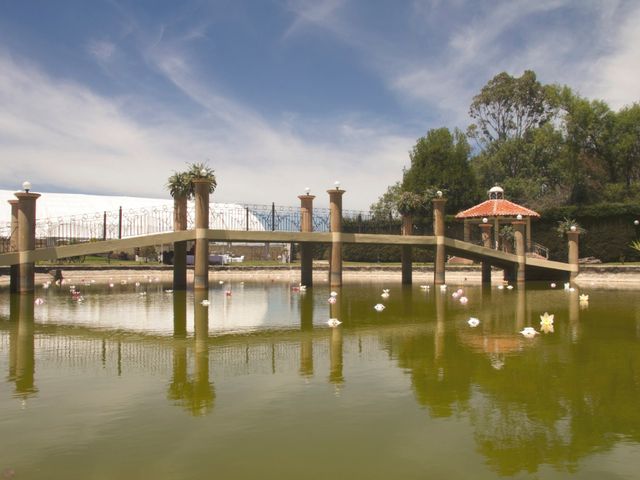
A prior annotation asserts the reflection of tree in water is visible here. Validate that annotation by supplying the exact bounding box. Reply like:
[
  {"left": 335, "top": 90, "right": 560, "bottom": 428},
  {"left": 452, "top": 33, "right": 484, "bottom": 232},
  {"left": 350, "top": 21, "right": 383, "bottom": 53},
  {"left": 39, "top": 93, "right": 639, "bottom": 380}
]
[
  {"left": 392, "top": 331, "right": 476, "bottom": 418},
  {"left": 389, "top": 295, "right": 640, "bottom": 476}
]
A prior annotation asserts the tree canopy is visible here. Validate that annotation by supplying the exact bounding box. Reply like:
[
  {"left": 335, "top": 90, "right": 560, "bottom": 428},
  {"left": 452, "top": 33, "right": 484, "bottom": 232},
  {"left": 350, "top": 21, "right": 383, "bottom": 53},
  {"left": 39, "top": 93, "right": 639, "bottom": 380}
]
[{"left": 372, "top": 70, "right": 640, "bottom": 215}]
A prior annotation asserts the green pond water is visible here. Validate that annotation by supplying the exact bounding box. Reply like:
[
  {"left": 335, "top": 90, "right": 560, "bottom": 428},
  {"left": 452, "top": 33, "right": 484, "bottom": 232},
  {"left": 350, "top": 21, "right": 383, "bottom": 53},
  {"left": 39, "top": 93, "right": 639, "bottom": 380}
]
[{"left": 1, "top": 278, "right": 639, "bottom": 479}]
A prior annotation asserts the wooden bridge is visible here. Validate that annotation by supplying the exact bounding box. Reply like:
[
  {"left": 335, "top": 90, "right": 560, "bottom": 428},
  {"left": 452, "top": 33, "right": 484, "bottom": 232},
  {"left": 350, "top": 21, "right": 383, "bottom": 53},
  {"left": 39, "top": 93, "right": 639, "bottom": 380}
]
[{"left": 1, "top": 185, "right": 578, "bottom": 293}]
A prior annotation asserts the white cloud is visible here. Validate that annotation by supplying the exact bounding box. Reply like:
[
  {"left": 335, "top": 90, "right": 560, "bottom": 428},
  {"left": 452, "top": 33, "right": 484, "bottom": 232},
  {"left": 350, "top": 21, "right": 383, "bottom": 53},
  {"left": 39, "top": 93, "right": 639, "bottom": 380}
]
[
  {"left": 585, "top": 3, "right": 640, "bottom": 108},
  {"left": 87, "top": 40, "right": 116, "bottom": 62},
  {"left": 0, "top": 50, "right": 412, "bottom": 211}
]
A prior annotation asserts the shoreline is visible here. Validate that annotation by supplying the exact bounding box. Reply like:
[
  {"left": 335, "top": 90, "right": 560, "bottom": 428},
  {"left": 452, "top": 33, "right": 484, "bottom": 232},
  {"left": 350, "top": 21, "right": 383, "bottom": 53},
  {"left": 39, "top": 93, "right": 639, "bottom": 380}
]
[{"left": 0, "top": 264, "right": 638, "bottom": 288}]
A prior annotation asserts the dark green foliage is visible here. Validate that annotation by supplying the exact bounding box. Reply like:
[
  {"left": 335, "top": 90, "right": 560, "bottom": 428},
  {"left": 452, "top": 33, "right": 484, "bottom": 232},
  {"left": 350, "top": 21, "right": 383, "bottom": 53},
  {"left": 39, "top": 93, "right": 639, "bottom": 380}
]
[{"left": 402, "top": 127, "right": 478, "bottom": 212}]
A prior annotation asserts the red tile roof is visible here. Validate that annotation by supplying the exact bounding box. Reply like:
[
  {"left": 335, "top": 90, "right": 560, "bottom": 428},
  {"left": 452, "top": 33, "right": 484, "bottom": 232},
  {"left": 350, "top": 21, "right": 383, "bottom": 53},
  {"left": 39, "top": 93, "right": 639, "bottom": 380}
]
[{"left": 455, "top": 199, "right": 540, "bottom": 219}]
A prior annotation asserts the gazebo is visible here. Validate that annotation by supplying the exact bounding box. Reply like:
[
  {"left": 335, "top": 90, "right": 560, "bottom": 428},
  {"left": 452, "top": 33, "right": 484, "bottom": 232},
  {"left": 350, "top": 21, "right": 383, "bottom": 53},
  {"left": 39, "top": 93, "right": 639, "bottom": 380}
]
[{"left": 455, "top": 186, "right": 541, "bottom": 254}]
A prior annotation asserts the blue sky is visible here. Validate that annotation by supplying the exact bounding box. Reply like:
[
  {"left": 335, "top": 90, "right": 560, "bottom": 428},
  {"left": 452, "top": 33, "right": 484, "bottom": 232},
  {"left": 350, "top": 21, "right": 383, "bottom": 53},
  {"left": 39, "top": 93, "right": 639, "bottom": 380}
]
[{"left": 0, "top": 0, "right": 639, "bottom": 210}]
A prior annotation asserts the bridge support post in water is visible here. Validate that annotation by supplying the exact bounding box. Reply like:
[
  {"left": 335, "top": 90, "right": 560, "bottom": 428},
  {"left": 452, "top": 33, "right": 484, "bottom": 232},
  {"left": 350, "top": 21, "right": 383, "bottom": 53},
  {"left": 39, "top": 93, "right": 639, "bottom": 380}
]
[
  {"left": 298, "top": 192, "right": 315, "bottom": 287},
  {"left": 432, "top": 195, "right": 447, "bottom": 285},
  {"left": 15, "top": 190, "right": 41, "bottom": 294},
  {"left": 193, "top": 179, "right": 211, "bottom": 291},
  {"left": 479, "top": 222, "right": 493, "bottom": 284},
  {"left": 8, "top": 199, "right": 19, "bottom": 293},
  {"left": 328, "top": 186, "right": 345, "bottom": 288},
  {"left": 173, "top": 196, "right": 188, "bottom": 291},
  {"left": 513, "top": 219, "right": 526, "bottom": 284},
  {"left": 401, "top": 213, "right": 413, "bottom": 285},
  {"left": 567, "top": 230, "right": 580, "bottom": 283}
]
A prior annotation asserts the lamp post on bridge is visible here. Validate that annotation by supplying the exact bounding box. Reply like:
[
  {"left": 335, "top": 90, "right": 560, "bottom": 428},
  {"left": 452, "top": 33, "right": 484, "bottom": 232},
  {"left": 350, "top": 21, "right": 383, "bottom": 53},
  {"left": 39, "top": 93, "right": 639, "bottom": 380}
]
[
  {"left": 298, "top": 188, "right": 315, "bottom": 288},
  {"left": 432, "top": 191, "right": 447, "bottom": 285},
  {"left": 328, "top": 181, "right": 345, "bottom": 288},
  {"left": 14, "top": 182, "right": 40, "bottom": 294},
  {"left": 8, "top": 199, "right": 19, "bottom": 293}
]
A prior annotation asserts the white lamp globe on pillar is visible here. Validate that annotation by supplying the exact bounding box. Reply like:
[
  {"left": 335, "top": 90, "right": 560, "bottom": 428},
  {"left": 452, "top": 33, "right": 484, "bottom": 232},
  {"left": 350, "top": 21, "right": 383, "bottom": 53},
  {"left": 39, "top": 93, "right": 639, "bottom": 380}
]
[
  {"left": 482, "top": 217, "right": 488, "bottom": 224},
  {"left": 334, "top": 181, "right": 341, "bottom": 191},
  {"left": 22, "top": 181, "right": 32, "bottom": 193}
]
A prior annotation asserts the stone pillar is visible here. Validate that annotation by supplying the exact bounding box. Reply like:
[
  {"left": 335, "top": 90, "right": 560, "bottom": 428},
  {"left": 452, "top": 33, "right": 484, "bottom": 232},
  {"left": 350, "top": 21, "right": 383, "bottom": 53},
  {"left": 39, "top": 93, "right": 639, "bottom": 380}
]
[
  {"left": 298, "top": 193, "right": 315, "bottom": 287},
  {"left": 525, "top": 217, "right": 532, "bottom": 252},
  {"left": 8, "top": 200, "right": 19, "bottom": 293},
  {"left": 327, "top": 188, "right": 345, "bottom": 288},
  {"left": 15, "top": 191, "right": 41, "bottom": 294},
  {"left": 432, "top": 197, "right": 447, "bottom": 285},
  {"left": 401, "top": 213, "right": 413, "bottom": 285},
  {"left": 567, "top": 230, "right": 580, "bottom": 282},
  {"left": 193, "top": 179, "right": 211, "bottom": 290},
  {"left": 513, "top": 220, "right": 526, "bottom": 284},
  {"left": 479, "top": 223, "right": 493, "bottom": 284},
  {"left": 173, "top": 196, "right": 188, "bottom": 291}
]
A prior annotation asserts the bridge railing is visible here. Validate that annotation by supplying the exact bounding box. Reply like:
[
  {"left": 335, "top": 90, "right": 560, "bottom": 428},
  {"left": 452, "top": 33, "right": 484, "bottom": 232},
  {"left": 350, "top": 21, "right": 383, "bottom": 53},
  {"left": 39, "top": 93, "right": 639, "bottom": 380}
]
[{"left": 0, "top": 201, "right": 432, "bottom": 253}]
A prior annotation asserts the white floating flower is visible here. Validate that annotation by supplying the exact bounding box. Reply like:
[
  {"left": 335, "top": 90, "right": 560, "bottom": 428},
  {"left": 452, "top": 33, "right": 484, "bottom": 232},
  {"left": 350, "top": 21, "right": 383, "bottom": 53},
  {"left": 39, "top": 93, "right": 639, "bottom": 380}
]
[
  {"left": 440, "top": 285, "right": 447, "bottom": 291},
  {"left": 374, "top": 303, "right": 385, "bottom": 311},
  {"left": 568, "top": 287, "right": 575, "bottom": 292},
  {"left": 497, "top": 285, "right": 504, "bottom": 290},
  {"left": 467, "top": 317, "right": 480, "bottom": 327},
  {"left": 109, "top": 283, "right": 114, "bottom": 288},
  {"left": 419, "top": 285, "right": 429, "bottom": 290},
  {"left": 43, "top": 283, "right": 50, "bottom": 289},
  {"left": 381, "top": 292, "right": 390, "bottom": 298},
  {"left": 219, "top": 280, "right": 224, "bottom": 285},
  {"left": 506, "top": 285, "right": 514, "bottom": 290},
  {"left": 330, "top": 291, "right": 338, "bottom": 297},
  {"left": 120, "top": 280, "right": 127, "bottom": 285},
  {"left": 550, "top": 282, "right": 556, "bottom": 288},
  {"left": 164, "top": 289, "right": 173, "bottom": 293},
  {"left": 564, "top": 282, "right": 571, "bottom": 290},
  {"left": 328, "top": 297, "right": 337, "bottom": 304},
  {"left": 539, "top": 312, "right": 554, "bottom": 329},
  {"left": 459, "top": 296, "right": 468, "bottom": 305},
  {"left": 135, "top": 282, "right": 141, "bottom": 287},
  {"left": 520, "top": 327, "right": 539, "bottom": 338},
  {"left": 456, "top": 288, "right": 464, "bottom": 295},
  {"left": 327, "top": 319, "right": 342, "bottom": 327},
  {"left": 579, "top": 294, "right": 589, "bottom": 302},
  {"left": 34, "top": 298, "right": 44, "bottom": 305},
  {"left": 452, "top": 292, "right": 459, "bottom": 299},
  {"left": 200, "top": 299, "right": 210, "bottom": 306},
  {"left": 299, "top": 285, "right": 306, "bottom": 291}
]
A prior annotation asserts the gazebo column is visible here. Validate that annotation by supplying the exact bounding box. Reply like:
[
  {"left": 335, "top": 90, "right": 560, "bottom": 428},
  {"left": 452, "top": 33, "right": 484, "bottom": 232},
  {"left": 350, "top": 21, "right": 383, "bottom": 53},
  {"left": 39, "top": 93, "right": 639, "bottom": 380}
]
[
  {"left": 567, "top": 230, "right": 580, "bottom": 283},
  {"left": 401, "top": 213, "right": 413, "bottom": 285},
  {"left": 526, "top": 217, "right": 532, "bottom": 253},
  {"left": 298, "top": 193, "right": 315, "bottom": 288},
  {"left": 328, "top": 187, "right": 345, "bottom": 288},
  {"left": 8, "top": 200, "right": 19, "bottom": 293},
  {"left": 493, "top": 217, "right": 500, "bottom": 249},
  {"left": 513, "top": 220, "right": 526, "bottom": 284},
  {"left": 463, "top": 220, "right": 470, "bottom": 243},
  {"left": 432, "top": 196, "right": 447, "bottom": 285},
  {"left": 479, "top": 223, "right": 493, "bottom": 284}
]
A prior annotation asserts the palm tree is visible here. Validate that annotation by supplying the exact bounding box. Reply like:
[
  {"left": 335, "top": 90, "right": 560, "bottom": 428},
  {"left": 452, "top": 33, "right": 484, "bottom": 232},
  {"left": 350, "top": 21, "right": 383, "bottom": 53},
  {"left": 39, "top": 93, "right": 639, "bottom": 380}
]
[{"left": 187, "top": 162, "right": 217, "bottom": 193}]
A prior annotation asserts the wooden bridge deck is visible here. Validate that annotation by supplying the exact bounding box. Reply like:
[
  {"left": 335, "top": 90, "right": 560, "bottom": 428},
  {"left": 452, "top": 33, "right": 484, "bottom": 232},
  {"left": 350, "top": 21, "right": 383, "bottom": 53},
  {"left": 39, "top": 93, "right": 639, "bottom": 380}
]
[{"left": 0, "top": 229, "right": 573, "bottom": 277}]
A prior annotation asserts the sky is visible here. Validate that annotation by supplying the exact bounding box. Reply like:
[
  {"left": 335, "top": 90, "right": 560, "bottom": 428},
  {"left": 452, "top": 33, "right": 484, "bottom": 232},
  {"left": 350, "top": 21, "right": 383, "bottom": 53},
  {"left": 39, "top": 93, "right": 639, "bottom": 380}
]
[{"left": 0, "top": 0, "right": 639, "bottom": 211}]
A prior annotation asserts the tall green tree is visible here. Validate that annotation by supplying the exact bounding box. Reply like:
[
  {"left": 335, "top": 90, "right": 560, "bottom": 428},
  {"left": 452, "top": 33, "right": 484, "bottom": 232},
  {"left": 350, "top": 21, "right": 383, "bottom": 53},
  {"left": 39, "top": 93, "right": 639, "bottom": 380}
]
[
  {"left": 402, "top": 127, "right": 477, "bottom": 212},
  {"left": 467, "top": 70, "right": 557, "bottom": 147},
  {"left": 556, "top": 87, "right": 615, "bottom": 203},
  {"left": 613, "top": 103, "right": 640, "bottom": 189}
]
